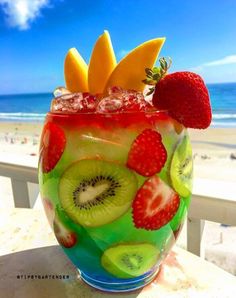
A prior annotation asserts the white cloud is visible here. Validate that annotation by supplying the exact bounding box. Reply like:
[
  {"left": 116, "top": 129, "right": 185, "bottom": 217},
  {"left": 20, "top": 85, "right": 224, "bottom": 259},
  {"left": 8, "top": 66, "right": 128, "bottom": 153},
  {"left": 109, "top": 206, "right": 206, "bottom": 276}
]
[
  {"left": 191, "top": 55, "right": 236, "bottom": 72},
  {"left": 0, "top": 0, "right": 50, "bottom": 30},
  {"left": 204, "top": 55, "right": 236, "bottom": 66}
]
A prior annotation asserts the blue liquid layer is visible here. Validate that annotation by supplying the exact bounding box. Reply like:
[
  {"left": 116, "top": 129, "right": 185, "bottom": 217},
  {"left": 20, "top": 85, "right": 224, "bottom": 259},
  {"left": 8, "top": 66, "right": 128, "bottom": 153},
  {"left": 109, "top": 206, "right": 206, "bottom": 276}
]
[{"left": 79, "top": 267, "right": 160, "bottom": 292}]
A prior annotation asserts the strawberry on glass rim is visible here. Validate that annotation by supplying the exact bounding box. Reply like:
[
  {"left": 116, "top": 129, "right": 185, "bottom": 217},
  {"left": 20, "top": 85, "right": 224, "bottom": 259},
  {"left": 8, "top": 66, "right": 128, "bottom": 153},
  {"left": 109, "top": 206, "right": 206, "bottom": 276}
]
[{"left": 143, "top": 57, "right": 212, "bottom": 129}]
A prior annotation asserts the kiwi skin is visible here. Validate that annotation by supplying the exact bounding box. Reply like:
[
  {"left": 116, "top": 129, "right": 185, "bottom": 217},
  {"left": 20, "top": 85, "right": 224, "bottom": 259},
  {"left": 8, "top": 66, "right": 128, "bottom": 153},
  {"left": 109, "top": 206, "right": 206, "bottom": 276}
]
[
  {"left": 169, "top": 135, "right": 193, "bottom": 198},
  {"left": 59, "top": 159, "right": 138, "bottom": 227},
  {"left": 101, "top": 242, "right": 159, "bottom": 279}
]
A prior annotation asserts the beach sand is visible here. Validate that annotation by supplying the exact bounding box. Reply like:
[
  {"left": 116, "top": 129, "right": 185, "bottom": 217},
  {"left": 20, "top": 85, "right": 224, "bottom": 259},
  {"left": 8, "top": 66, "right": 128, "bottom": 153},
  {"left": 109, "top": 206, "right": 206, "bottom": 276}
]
[
  {"left": 0, "top": 122, "right": 236, "bottom": 274},
  {"left": 0, "top": 122, "right": 236, "bottom": 181},
  {"left": 189, "top": 128, "right": 236, "bottom": 182},
  {"left": 0, "top": 122, "right": 236, "bottom": 207},
  {"left": 0, "top": 122, "right": 42, "bottom": 159}
]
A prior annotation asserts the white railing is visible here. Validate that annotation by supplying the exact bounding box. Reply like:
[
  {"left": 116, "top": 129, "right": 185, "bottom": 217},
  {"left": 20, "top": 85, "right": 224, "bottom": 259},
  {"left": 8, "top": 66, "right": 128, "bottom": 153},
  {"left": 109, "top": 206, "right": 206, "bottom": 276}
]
[
  {"left": 187, "top": 192, "right": 236, "bottom": 256},
  {"left": 0, "top": 161, "right": 236, "bottom": 257},
  {"left": 0, "top": 162, "right": 38, "bottom": 208},
  {"left": 187, "top": 177, "right": 236, "bottom": 256}
]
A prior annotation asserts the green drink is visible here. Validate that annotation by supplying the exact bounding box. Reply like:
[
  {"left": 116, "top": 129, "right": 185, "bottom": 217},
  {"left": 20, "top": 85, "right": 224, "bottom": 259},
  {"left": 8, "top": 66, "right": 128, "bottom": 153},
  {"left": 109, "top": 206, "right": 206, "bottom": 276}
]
[
  {"left": 39, "top": 110, "right": 192, "bottom": 292},
  {"left": 38, "top": 30, "right": 211, "bottom": 292}
]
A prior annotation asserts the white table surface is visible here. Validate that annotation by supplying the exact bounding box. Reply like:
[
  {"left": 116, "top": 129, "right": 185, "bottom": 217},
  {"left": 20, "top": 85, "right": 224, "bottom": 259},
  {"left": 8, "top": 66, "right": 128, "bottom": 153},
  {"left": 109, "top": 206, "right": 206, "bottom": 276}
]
[{"left": 0, "top": 208, "right": 236, "bottom": 298}]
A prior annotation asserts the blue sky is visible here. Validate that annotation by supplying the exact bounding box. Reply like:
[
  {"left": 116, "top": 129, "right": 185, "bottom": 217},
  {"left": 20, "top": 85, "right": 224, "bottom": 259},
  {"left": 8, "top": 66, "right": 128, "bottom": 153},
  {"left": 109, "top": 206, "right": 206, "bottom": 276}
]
[{"left": 1, "top": 0, "right": 236, "bottom": 94}]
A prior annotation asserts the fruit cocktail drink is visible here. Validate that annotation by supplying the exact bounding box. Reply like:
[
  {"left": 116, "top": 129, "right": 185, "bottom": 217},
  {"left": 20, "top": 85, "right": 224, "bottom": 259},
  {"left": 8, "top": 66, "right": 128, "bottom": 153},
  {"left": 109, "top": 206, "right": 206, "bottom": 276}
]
[{"left": 38, "top": 31, "right": 212, "bottom": 292}]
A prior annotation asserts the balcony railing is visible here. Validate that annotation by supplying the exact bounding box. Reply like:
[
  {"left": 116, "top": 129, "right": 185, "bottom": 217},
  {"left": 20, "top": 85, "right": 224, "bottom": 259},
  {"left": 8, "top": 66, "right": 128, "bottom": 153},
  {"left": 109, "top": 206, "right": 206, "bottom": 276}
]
[{"left": 0, "top": 161, "right": 236, "bottom": 257}]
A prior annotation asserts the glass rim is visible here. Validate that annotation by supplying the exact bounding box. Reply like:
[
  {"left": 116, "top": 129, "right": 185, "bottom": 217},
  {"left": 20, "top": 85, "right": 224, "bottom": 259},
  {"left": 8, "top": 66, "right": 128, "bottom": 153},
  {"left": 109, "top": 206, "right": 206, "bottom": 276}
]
[{"left": 47, "top": 109, "right": 169, "bottom": 117}]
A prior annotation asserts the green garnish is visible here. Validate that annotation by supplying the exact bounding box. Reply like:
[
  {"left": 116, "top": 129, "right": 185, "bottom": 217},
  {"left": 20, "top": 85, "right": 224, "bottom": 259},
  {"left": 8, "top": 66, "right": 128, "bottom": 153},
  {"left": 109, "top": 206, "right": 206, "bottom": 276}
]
[{"left": 142, "top": 57, "right": 172, "bottom": 95}]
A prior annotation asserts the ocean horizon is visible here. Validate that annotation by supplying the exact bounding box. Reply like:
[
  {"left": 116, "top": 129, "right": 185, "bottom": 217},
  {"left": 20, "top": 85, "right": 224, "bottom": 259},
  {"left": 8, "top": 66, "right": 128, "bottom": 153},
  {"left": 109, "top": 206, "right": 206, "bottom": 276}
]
[{"left": 0, "top": 82, "right": 236, "bottom": 127}]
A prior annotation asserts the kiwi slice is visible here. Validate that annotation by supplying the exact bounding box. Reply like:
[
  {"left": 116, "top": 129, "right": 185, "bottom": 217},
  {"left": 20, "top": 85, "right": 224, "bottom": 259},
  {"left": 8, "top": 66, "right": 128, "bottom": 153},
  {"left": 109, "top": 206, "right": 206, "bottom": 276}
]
[
  {"left": 170, "top": 135, "right": 193, "bottom": 197},
  {"left": 59, "top": 159, "right": 137, "bottom": 227},
  {"left": 101, "top": 243, "right": 159, "bottom": 279}
]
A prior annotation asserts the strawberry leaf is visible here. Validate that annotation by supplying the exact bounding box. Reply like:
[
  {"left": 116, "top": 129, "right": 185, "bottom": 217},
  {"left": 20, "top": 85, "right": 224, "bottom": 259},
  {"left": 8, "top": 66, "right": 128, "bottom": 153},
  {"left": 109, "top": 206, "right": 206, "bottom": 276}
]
[
  {"left": 142, "top": 57, "right": 172, "bottom": 95},
  {"left": 153, "top": 73, "right": 161, "bottom": 81},
  {"left": 145, "top": 68, "right": 153, "bottom": 76}
]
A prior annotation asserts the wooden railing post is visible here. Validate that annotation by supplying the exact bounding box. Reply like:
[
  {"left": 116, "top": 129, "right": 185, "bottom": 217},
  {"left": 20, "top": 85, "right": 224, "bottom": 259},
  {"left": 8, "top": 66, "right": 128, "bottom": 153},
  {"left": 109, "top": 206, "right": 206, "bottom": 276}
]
[
  {"left": 188, "top": 180, "right": 236, "bottom": 257},
  {"left": 187, "top": 217, "right": 205, "bottom": 257},
  {"left": 11, "top": 178, "right": 30, "bottom": 208}
]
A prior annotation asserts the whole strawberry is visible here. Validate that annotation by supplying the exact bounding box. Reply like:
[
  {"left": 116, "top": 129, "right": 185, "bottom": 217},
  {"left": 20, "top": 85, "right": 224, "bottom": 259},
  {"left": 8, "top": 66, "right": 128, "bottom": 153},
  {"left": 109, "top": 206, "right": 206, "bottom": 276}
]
[
  {"left": 144, "top": 58, "right": 212, "bottom": 129},
  {"left": 153, "top": 71, "right": 212, "bottom": 129}
]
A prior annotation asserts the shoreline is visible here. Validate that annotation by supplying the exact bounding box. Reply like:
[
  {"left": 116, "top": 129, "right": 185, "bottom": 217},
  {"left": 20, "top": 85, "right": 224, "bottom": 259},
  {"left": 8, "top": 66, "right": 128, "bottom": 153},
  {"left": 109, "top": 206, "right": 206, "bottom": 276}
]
[{"left": 0, "top": 119, "right": 236, "bottom": 129}]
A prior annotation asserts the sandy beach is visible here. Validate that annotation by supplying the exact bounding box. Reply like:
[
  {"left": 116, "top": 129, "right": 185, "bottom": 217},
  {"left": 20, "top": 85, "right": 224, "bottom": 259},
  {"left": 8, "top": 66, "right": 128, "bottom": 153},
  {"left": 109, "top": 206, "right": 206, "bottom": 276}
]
[
  {"left": 0, "top": 122, "right": 236, "bottom": 181},
  {"left": 0, "top": 122, "right": 42, "bottom": 159},
  {"left": 189, "top": 128, "right": 236, "bottom": 182},
  {"left": 0, "top": 122, "right": 236, "bottom": 207}
]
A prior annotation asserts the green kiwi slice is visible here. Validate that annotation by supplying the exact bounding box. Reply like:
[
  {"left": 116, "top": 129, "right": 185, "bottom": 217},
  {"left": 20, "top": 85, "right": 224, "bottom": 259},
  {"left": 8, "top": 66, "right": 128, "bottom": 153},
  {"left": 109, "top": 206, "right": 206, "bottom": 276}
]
[
  {"left": 59, "top": 159, "right": 137, "bottom": 227},
  {"left": 101, "top": 243, "right": 159, "bottom": 279},
  {"left": 170, "top": 135, "right": 193, "bottom": 197}
]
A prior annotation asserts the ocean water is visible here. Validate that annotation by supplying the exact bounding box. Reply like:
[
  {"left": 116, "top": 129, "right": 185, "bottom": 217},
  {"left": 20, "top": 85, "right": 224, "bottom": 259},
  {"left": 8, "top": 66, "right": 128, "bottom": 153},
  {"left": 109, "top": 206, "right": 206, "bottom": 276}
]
[{"left": 0, "top": 83, "right": 236, "bottom": 127}]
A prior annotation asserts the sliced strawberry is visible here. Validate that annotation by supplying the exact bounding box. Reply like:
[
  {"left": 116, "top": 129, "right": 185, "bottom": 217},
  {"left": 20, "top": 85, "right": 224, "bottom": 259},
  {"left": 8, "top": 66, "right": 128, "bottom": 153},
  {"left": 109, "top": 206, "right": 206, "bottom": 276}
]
[
  {"left": 132, "top": 176, "right": 180, "bottom": 230},
  {"left": 40, "top": 122, "right": 66, "bottom": 173},
  {"left": 42, "top": 198, "right": 55, "bottom": 226},
  {"left": 53, "top": 217, "right": 77, "bottom": 248},
  {"left": 127, "top": 129, "right": 167, "bottom": 176}
]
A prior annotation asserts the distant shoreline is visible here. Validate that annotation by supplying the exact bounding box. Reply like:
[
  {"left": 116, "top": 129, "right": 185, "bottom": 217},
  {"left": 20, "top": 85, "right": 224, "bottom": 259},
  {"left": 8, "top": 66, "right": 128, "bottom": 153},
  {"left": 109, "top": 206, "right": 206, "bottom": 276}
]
[
  {"left": 0, "top": 81, "right": 236, "bottom": 127},
  {"left": 1, "top": 81, "right": 236, "bottom": 97},
  {"left": 0, "top": 114, "right": 235, "bottom": 128}
]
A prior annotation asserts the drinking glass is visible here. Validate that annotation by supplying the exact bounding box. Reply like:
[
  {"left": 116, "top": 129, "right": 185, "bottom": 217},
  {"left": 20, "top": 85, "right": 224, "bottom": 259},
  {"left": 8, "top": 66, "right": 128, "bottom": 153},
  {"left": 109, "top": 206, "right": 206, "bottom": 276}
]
[{"left": 38, "top": 110, "right": 192, "bottom": 292}]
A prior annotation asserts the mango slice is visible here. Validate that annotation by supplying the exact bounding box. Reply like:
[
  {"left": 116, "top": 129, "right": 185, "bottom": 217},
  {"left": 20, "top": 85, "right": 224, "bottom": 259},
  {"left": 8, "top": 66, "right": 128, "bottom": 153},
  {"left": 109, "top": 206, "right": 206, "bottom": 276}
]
[
  {"left": 64, "top": 48, "right": 89, "bottom": 93},
  {"left": 104, "top": 38, "right": 165, "bottom": 94},
  {"left": 88, "top": 30, "right": 117, "bottom": 94}
]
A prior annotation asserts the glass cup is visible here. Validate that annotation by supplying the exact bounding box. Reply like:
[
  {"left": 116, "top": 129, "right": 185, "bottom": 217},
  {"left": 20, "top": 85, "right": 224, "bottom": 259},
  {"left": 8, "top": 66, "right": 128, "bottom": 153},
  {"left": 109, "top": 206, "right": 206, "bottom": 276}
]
[{"left": 38, "top": 110, "right": 193, "bottom": 292}]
